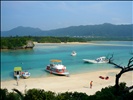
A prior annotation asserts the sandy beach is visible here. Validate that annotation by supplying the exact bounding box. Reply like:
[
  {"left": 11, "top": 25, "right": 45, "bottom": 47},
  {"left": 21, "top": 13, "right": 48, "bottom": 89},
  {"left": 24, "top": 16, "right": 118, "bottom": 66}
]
[
  {"left": 1, "top": 69, "right": 133, "bottom": 95},
  {"left": 33, "top": 42, "right": 94, "bottom": 45},
  {"left": 33, "top": 41, "right": 132, "bottom": 47}
]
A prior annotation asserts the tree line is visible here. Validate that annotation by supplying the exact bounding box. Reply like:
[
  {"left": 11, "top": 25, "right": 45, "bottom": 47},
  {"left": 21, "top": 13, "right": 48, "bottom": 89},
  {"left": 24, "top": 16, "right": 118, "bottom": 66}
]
[
  {"left": 32, "top": 36, "right": 87, "bottom": 43},
  {"left": 1, "top": 35, "right": 132, "bottom": 49},
  {"left": 1, "top": 37, "right": 27, "bottom": 49},
  {"left": 1, "top": 36, "right": 87, "bottom": 49},
  {"left": 1, "top": 36, "right": 132, "bottom": 50},
  {"left": 1, "top": 36, "right": 35, "bottom": 49}
]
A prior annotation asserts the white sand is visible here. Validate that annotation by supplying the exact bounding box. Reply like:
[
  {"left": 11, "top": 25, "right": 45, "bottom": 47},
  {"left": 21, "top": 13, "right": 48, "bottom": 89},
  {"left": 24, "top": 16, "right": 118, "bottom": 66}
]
[
  {"left": 33, "top": 42, "right": 93, "bottom": 45},
  {"left": 33, "top": 42, "right": 131, "bottom": 47},
  {"left": 1, "top": 69, "right": 133, "bottom": 95}
]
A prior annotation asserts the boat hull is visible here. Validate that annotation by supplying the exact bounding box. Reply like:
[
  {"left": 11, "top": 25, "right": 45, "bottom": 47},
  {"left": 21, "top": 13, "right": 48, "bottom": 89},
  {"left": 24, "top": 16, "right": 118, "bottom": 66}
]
[
  {"left": 71, "top": 51, "right": 77, "bottom": 56},
  {"left": 22, "top": 76, "right": 30, "bottom": 79},
  {"left": 22, "top": 72, "right": 30, "bottom": 79},
  {"left": 22, "top": 75, "right": 30, "bottom": 79},
  {"left": 45, "top": 69, "right": 69, "bottom": 76},
  {"left": 71, "top": 53, "right": 76, "bottom": 56},
  {"left": 83, "top": 59, "right": 108, "bottom": 64}
]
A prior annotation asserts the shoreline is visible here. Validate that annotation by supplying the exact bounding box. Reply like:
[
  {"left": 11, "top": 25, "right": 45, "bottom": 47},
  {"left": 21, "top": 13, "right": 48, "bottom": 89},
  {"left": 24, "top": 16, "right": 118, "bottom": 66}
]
[
  {"left": 1, "top": 41, "right": 132, "bottom": 51},
  {"left": 1, "top": 69, "right": 133, "bottom": 95},
  {"left": 33, "top": 41, "right": 93, "bottom": 45},
  {"left": 33, "top": 41, "right": 132, "bottom": 47},
  {"left": 0, "top": 42, "right": 93, "bottom": 51},
  {"left": 0, "top": 68, "right": 113, "bottom": 82}
]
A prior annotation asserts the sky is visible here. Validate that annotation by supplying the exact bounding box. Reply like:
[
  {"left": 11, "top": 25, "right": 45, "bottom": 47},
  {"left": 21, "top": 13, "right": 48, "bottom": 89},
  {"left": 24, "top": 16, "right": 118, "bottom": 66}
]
[{"left": 1, "top": 1, "right": 133, "bottom": 31}]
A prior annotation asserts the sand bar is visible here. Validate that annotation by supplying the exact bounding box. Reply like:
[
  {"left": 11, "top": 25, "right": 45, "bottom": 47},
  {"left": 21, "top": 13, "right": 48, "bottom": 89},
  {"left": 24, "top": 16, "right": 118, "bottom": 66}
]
[
  {"left": 1, "top": 69, "right": 133, "bottom": 95},
  {"left": 33, "top": 41, "right": 132, "bottom": 47},
  {"left": 33, "top": 42, "right": 93, "bottom": 45}
]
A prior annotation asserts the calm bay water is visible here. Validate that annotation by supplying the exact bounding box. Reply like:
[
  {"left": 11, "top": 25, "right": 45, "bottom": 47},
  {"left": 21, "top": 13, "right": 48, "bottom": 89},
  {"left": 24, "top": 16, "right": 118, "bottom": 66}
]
[{"left": 1, "top": 41, "right": 133, "bottom": 81}]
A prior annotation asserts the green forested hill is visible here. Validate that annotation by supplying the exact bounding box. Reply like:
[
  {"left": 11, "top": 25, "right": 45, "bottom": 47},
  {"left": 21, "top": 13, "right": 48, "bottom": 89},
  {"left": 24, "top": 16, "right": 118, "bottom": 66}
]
[
  {"left": 1, "top": 23, "right": 133, "bottom": 38},
  {"left": 43, "top": 23, "right": 132, "bottom": 37}
]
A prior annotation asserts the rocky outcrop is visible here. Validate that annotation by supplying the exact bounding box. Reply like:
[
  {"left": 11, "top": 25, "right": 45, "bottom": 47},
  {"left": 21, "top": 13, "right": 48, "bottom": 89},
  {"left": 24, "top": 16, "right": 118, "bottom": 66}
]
[{"left": 23, "top": 41, "right": 34, "bottom": 49}]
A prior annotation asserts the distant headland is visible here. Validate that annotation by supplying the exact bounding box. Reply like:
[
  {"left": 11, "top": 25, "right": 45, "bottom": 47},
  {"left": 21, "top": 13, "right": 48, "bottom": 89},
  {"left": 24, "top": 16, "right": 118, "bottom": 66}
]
[{"left": 1, "top": 37, "right": 34, "bottom": 50}]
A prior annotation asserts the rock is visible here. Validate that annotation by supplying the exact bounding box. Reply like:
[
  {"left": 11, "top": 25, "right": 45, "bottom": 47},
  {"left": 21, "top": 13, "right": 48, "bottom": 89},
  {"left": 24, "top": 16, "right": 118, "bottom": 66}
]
[{"left": 24, "top": 41, "right": 34, "bottom": 49}]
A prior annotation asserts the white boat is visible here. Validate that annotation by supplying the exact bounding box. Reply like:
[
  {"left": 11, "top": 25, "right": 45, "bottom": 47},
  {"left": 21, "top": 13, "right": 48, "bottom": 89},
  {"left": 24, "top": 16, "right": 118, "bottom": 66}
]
[
  {"left": 83, "top": 56, "right": 109, "bottom": 64},
  {"left": 22, "top": 71, "right": 31, "bottom": 79},
  {"left": 71, "top": 51, "right": 77, "bottom": 56},
  {"left": 45, "top": 59, "right": 69, "bottom": 76}
]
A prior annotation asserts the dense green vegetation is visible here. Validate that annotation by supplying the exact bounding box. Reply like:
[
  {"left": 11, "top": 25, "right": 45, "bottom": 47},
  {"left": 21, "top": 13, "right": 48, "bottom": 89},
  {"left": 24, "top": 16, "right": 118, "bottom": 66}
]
[
  {"left": 35, "top": 36, "right": 87, "bottom": 43},
  {"left": 1, "top": 83, "right": 133, "bottom": 100},
  {"left": 1, "top": 36, "right": 132, "bottom": 50},
  {"left": 1, "top": 37, "right": 26, "bottom": 49},
  {"left": 43, "top": 23, "right": 132, "bottom": 37},
  {"left": 0, "top": 36, "right": 87, "bottom": 49},
  {"left": 1, "top": 36, "right": 34, "bottom": 49}
]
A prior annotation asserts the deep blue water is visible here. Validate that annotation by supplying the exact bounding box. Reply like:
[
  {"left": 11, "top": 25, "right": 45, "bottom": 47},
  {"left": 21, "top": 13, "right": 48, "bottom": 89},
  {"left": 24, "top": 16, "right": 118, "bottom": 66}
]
[{"left": 1, "top": 41, "right": 133, "bottom": 81}]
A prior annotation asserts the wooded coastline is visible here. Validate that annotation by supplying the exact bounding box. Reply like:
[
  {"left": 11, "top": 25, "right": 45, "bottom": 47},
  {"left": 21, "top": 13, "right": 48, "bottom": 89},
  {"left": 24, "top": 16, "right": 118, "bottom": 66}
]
[{"left": 1, "top": 36, "right": 132, "bottom": 50}]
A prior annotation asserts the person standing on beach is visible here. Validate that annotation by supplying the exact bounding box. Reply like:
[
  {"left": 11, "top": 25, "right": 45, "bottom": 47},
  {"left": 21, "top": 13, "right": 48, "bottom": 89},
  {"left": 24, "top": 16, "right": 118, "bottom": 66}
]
[
  {"left": 16, "top": 75, "right": 19, "bottom": 86},
  {"left": 90, "top": 81, "right": 93, "bottom": 89}
]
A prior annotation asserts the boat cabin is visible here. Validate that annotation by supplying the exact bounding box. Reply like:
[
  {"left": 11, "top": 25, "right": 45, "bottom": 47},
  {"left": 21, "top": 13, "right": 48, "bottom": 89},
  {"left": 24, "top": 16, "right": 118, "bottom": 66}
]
[
  {"left": 96, "top": 57, "right": 107, "bottom": 62},
  {"left": 48, "top": 60, "right": 66, "bottom": 72},
  {"left": 14, "top": 67, "right": 22, "bottom": 78}
]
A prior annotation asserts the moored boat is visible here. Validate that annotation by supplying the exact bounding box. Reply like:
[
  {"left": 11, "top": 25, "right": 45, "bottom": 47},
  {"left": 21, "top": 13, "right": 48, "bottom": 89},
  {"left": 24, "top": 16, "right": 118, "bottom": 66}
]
[
  {"left": 83, "top": 56, "right": 109, "bottom": 64},
  {"left": 45, "top": 59, "right": 69, "bottom": 76},
  {"left": 14, "top": 67, "right": 22, "bottom": 78},
  {"left": 71, "top": 51, "right": 77, "bottom": 56},
  {"left": 22, "top": 71, "right": 31, "bottom": 79}
]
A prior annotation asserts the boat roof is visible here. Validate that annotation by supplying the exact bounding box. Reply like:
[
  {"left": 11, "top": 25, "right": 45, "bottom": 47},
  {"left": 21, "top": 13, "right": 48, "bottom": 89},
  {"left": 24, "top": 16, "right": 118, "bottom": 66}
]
[
  {"left": 50, "top": 59, "right": 62, "bottom": 62},
  {"left": 14, "top": 67, "right": 22, "bottom": 71},
  {"left": 99, "top": 56, "right": 106, "bottom": 58},
  {"left": 53, "top": 65, "right": 65, "bottom": 69}
]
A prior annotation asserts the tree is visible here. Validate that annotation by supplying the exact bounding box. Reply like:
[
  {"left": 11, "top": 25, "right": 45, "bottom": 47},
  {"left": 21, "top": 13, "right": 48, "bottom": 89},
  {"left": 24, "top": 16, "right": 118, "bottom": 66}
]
[
  {"left": 108, "top": 55, "right": 133, "bottom": 94},
  {"left": 12, "top": 88, "right": 24, "bottom": 100},
  {"left": 0, "top": 88, "right": 8, "bottom": 100}
]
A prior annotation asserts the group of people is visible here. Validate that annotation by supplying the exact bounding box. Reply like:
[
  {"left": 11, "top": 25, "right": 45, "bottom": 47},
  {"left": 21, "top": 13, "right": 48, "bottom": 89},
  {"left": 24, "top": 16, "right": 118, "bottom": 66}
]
[
  {"left": 99, "top": 76, "right": 109, "bottom": 80},
  {"left": 90, "top": 76, "right": 109, "bottom": 89}
]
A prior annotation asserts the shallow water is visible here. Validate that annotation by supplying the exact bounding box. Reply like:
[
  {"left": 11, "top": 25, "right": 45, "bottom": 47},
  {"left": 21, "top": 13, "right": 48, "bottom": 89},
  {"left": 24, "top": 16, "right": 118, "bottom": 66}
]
[{"left": 1, "top": 41, "right": 133, "bottom": 81}]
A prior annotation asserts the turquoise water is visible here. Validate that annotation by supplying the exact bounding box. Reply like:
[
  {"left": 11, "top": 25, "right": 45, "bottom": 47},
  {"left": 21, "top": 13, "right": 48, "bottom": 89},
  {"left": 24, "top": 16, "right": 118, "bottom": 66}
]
[{"left": 1, "top": 41, "right": 133, "bottom": 81}]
